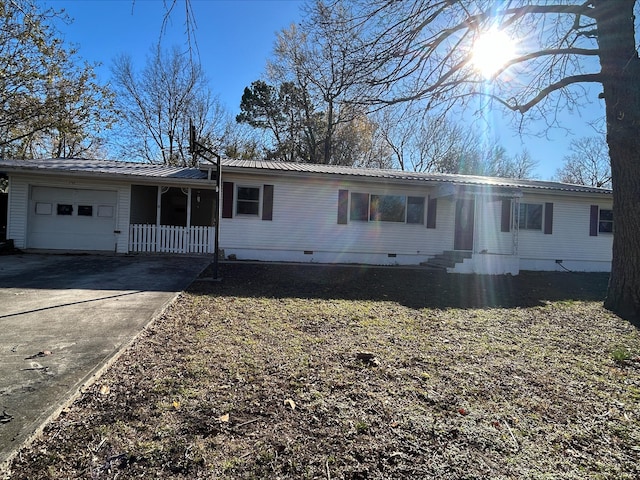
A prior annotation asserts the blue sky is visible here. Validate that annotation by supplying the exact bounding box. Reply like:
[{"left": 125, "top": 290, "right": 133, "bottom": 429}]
[{"left": 44, "top": 0, "right": 605, "bottom": 180}]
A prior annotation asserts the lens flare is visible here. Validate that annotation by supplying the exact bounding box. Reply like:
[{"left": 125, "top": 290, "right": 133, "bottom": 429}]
[{"left": 471, "top": 28, "right": 516, "bottom": 79}]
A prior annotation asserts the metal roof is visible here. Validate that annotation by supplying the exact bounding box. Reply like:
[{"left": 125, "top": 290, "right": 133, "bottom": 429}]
[
  {"left": 0, "top": 157, "right": 612, "bottom": 196},
  {"left": 0, "top": 158, "right": 208, "bottom": 180},
  {"left": 220, "top": 159, "right": 612, "bottom": 195}
]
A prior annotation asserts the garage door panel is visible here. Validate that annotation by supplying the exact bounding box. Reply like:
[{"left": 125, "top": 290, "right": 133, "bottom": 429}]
[{"left": 28, "top": 187, "right": 117, "bottom": 251}]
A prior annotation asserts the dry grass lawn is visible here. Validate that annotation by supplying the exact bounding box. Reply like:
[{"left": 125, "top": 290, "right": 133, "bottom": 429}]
[{"left": 6, "top": 263, "right": 640, "bottom": 479}]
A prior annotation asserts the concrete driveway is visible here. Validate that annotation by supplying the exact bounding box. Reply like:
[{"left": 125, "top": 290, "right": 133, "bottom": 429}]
[{"left": 0, "top": 253, "right": 210, "bottom": 466}]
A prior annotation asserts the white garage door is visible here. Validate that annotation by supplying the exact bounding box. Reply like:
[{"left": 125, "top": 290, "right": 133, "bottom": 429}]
[{"left": 28, "top": 186, "right": 117, "bottom": 251}]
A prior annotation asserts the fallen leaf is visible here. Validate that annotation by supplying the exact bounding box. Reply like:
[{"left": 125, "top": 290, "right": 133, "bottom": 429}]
[
  {"left": 284, "top": 398, "right": 296, "bottom": 410},
  {"left": 218, "top": 413, "right": 230, "bottom": 422},
  {"left": 173, "top": 400, "right": 181, "bottom": 410},
  {"left": 458, "top": 408, "right": 468, "bottom": 416},
  {"left": 99, "top": 385, "right": 110, "bottom": 395}
]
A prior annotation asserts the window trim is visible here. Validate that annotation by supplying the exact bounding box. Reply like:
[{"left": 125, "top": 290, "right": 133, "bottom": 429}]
[
  {"left": 77, "top": 205, "right": 93, "bottom": 217},
  {"left": 350, "top": 192, "right": 370, "bottom": 222},
  {"left": 235, "top": 185, "right": 261, "bottom": 217},
  {"left": 348, "top": 191, "right": 425, "bottom": 224},
  {"left": 518, "top": 202, "right": 543, "bottom": 231},
  {"left": 35, "top": 202, "right": 52, "bottom": 215},
  {"left": 407, "top": 196, "right": 425, "bottom": 225},
  {"left": 369, "top": 194, "right": 407, "bottom": 223},
  {"left": 598, "top": 208, "right": 613, "bottom": 234},
  {"left": 97, "top": 205, "right": 114, "bottom": 218},
  {"left": 56, "top": 204, "right": 73, "bottom": 216}
]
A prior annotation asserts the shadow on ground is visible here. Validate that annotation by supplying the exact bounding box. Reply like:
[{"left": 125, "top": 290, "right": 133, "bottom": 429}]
[
  {"left": 193, "top": 263, "right": 609, "bottom": 309},
  {"left": 0, "top": 254, "right": 209, "bottom": 292}
]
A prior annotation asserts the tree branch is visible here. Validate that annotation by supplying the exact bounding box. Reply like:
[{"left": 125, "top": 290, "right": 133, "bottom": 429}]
[{"left": 507, "top": 73, "right": 603, "bottom": 113}]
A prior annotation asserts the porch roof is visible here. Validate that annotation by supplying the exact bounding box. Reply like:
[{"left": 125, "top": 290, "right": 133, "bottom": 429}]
[{"left": 0, "top": 158, "right": 211, "bottom": 184}]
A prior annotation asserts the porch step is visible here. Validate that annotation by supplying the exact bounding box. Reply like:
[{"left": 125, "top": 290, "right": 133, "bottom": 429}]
[{"left": 421, "top": 250, "right": 472, "bottom": 270}]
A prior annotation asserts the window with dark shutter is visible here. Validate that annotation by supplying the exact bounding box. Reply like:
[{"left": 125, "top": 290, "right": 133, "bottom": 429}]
[
  {"left": 590, "top": 205, "right": 599, "bottom": 236},
  {"left": 222, "top": 182, "right": 234, "bottom": 218},
  {"left": 236, "top": 187, "right": 260, "bottom": 215},
  {"left": 544, "top": 202, "right": 553, "bottom": 234},
  {"left": 262, "top": 185, "right": 274, "bottom": 221},
  {"left": 426, "top": 196, "right": 437, "bottom": 229},
  {"left": 407, "top": 196, "right": 425, "bottom": 224},
  {"left": 337, "top": 190, "right": 348, "bottom": 224},
  {"left": 501, "top": 199, "right": 511, "bottom": 232},
  {"left": 350, "top": 193, "right": 369, "bottom": 221},
  {"left": 599, "top": 208, "right": 613, "bottom": 233},
  {"left": 519, "top": 203, "right": 543, "bottom": 230}
]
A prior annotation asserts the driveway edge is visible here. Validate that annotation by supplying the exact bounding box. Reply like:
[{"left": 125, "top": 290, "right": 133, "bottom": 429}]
[{"left": 0, "top": 267, "right": 206, "bottom": 477}]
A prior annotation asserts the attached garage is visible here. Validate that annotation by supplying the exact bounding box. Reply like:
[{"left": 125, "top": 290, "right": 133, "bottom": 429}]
[{"left": 27, "top": 186, "right": 118, "bottom": 251}]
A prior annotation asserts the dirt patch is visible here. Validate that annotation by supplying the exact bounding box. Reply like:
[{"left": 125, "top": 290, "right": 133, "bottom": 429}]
[{"left": 5, "top": 264, "right": 639, "bottom": 479}]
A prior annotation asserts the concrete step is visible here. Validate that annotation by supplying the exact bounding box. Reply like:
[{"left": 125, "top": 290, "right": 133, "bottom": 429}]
[{"left": 421, "top": 250, "right": 472, "bottom": 270}]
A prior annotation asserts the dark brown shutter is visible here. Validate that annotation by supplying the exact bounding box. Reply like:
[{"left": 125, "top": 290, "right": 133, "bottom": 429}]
[
  {"left": 544, "top": 202, "right": 553, "bottom": 234},
  {"left": 590, "top": 205, "right": 599, "bottom": 236},
  {"left": 426, "top": 196, "right": 437, "bottom": 229},
  {"left": 222, "top": 181, "right": 234, "bottom": 218},
  {"left": 337, "top": 189, "right": 348, "bottom": 224},
  {"left": 501, "top": 199, "right": 511, "bottom": 232},
  {"left": 262, "top": 184, "right": 274, "bottom": 221}
]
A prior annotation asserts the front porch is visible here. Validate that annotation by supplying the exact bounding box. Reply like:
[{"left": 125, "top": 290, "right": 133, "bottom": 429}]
[{"left": 128, "top": 185, "right": 217, "bottom": 254}]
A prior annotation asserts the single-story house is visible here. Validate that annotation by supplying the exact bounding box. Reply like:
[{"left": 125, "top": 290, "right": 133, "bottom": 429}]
[{"left": 0, "top": 157, "right": 613, "bottom": 275}]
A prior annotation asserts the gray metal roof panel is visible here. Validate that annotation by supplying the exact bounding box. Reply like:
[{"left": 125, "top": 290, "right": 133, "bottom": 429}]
[
  {"left": 219, "top": 159, "right": 612, "bottom": 195},
  {"left": 0, "top": 158, "right": 208, "bottom": 180},
  {"left": 0, "top": 157, "right": 612, "bottom": 195}
]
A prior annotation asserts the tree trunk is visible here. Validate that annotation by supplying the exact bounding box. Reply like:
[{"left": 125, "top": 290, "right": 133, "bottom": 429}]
[{"left": 595, "top": 0, "right": 640, "bottom": 325}]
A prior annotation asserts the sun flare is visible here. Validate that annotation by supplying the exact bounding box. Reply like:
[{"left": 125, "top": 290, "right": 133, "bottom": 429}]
[{"left": 471, "top": 28, "right": 516, "bottom": 79}]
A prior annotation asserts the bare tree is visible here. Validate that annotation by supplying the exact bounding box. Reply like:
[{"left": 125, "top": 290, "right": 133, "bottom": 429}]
[
  {"left": 220, "top": 121, "right": 264, "bottom": 161},
  {"left": 487, "top": 149, "right": 539, "bottom": 179},
  {"left": 373, "top": 103, "right": 532, "bottom": 176},
  {"left": 267, "top": 5, "right": 371, "bottom": 165},
  {"left": 0, "top": 0, "right": 114, "bottom": 159},
  {"left": 374, "top": 104, "right": 478, "bottom": 173},
  {"left": 112, "top": 45, "right": 227, "bottom": 165},
  {"left": 315, "top": 0, "right": 640, "bottom": 323},
  {"left": 332, "top": 106, "right": 394, "bottom": 168},
  {"left": 555, "top": 136, "right": 611, "bottom": 188}
]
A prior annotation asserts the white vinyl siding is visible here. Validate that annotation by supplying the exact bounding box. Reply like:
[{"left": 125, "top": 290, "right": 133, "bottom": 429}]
[
  {"left": 518, "top": 193, "right": 612, "bottom": 263},
  {"left": 6, "top": 176, "right": 28, "bottom": 249},
  {"left": 475, "top": 196, "right": 514, "bottom": 255},
  {"left": 220, "top": 174, "right": 454, "bottom": 261}
]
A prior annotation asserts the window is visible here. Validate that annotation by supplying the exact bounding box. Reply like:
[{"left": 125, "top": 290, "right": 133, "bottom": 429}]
[
  {"left": 370, "top": 194, "right": 406, "bottom": 222},
  {"left": 519, "top": 203, "right": 542, "bottom": 230},
  {"left": 599, "top": 208, "right": 613, "bottom": 233},
  {"left": 236, "top": 186, "right": 260, "bottom": 215},
  {"left": 35, "top": 202, "right": 52, "bottom": 215},
  {"left": 407, "top": 196, "right": 425, "bottom": 224},
  {"left": 97, "top": 205, "right": 114, "bottom": 217},
  {"left": 78, "top": 205, "right": 93, "bottom": 216},
  {"left": 348, "top": 192, "right": 425, "bottom": 223},
  {"left": 57, "top": 204, "right": 73, "bottom": 216},
  {"left": 350, "top": 192, "right": 369, "bottom": 221}
]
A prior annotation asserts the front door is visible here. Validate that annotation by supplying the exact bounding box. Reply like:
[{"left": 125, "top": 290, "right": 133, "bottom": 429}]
[{"left": 454, "top": 198, "right": 475, "bottom": 251}]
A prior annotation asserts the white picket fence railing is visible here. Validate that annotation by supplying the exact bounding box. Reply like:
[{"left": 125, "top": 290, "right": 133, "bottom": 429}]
[{"left": 129, "top": 224, "right": 215, "bottom": 254}]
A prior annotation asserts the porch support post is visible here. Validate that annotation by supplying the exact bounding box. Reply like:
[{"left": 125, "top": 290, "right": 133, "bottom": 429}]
[
  {"left": 213, "top": 154, "right": 221, "bottom": 278},
  {"left": 512, "top": 197, "right": 519, "bottom": 255},
  {"left": 186, "top": 188, "right": 192, "bottom": 229},
  {"left": 156, "top": 186, "right": 162, "bottom": 252},
  {"left": 186, "top": 188, "right": 192, "bottom": 254},
  {"left": 473, "top": 194, "right": 479, "bottom": 254}
]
